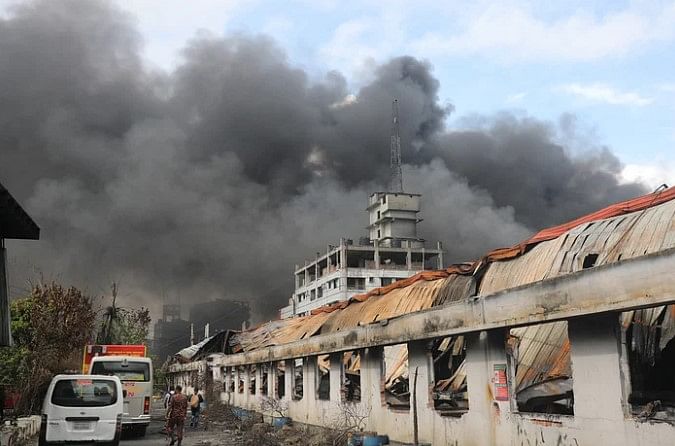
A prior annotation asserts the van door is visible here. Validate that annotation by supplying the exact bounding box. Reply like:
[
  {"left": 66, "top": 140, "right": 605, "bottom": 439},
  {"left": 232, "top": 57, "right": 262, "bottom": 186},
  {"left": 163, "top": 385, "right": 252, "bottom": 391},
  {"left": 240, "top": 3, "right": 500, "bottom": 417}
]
[{"left": 44, "top": 378, "right": 122, "bottom": 443}]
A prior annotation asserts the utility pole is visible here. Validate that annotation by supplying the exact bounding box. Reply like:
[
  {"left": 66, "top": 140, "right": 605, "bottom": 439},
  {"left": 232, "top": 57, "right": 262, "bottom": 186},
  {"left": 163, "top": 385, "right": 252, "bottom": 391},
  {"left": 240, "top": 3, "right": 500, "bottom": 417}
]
[{"left": 390, "top": 99, "right": 404, "bottom": 193}]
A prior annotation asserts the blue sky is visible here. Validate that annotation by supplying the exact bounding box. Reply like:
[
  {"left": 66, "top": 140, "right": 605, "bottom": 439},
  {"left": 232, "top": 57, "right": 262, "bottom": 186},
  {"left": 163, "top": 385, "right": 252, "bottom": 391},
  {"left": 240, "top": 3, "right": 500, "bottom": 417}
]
[{"left": 4, "top": 0, "right": 674, "bottom": 186}]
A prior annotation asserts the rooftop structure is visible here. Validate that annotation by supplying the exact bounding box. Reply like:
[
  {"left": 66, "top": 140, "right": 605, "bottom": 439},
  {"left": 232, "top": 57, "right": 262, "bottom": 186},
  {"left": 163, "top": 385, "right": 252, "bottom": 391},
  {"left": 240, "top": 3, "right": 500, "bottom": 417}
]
[{"left": 280, "top": 191, "right": 443, "bottom": 318}]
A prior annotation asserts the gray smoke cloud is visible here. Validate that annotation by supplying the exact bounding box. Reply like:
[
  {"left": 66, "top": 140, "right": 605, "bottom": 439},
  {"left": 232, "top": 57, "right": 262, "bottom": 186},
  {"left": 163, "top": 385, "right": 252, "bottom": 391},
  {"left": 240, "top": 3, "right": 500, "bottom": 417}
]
[{"left": 0, "top": 0, "right": 646, "bottom": 319}]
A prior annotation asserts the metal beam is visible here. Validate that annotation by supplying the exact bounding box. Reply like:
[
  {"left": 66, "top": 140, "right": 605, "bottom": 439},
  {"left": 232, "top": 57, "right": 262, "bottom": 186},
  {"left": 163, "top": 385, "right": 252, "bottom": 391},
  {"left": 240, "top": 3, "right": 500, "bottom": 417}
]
[{"left": 214, "top": 248, "right": 675, "bottom": 367}]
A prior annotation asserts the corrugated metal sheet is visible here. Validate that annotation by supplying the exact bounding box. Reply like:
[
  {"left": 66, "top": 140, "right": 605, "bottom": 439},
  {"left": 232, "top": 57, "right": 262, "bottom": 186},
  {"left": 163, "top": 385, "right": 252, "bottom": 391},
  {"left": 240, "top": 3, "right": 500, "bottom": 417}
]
[
  {"left": 480, "top": 198, "right": 675, "bottom": 392},
  {"left": 231, "top": 274, "right": 474, "bottom": 353}
]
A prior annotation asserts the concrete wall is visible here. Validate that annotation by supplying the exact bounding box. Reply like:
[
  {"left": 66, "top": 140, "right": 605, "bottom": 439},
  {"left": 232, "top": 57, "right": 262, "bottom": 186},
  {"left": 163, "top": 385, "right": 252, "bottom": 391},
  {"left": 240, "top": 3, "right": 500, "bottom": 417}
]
[{"left": 180, "top": 313, "right": 675, "bottom": 445}]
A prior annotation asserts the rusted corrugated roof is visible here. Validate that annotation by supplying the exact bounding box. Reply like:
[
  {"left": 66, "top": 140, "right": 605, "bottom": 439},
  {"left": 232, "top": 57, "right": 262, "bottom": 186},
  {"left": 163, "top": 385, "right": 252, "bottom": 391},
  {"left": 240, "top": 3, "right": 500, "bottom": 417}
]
[
  {"left": 231, "top": 274, "right": 474, "bottom": 353},
  {"left": 222, "top": 187, "right": 675, "bottom": 361},
  {"left": 481, "top": 196, "right": 675, "bottom": 395}
]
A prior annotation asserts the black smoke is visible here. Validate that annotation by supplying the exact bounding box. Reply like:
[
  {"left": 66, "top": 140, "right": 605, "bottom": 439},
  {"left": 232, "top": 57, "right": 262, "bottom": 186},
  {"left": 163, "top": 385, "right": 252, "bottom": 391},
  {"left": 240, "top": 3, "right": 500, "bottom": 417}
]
[{"left": 0, "top": 0, "right": 646, "bottom": 318}]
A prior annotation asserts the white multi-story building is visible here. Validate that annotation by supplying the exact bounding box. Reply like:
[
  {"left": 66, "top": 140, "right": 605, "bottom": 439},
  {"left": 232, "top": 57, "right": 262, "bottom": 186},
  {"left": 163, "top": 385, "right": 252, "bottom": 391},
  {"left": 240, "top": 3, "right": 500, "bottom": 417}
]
[{"left": 280, "top": 191, "right": 443, "bottom": 318}]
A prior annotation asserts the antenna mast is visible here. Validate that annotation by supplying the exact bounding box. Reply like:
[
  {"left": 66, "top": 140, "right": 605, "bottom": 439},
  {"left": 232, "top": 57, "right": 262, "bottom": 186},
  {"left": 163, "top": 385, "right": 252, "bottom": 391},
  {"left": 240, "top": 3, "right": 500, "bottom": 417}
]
[{"left": 390, "top": 99, "right": 403, "bottom": 192}]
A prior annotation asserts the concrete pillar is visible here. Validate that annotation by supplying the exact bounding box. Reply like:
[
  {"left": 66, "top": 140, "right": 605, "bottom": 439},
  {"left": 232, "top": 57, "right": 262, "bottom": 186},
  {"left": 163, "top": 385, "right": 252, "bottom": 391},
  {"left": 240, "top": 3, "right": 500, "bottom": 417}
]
[
  {"left": 284, "top": 359, "right": 293, "bottom": 401},
  {"left": 568, "top": 314, "right": 625, "bottom": 420},
  {"left": 304, "top": 261, "right": 309, "bottom": 285},
  {"left": 406, "top": 241, "right": 412, "bottom": 270},
  {"left": 329, "top": 352, "right": 342, "bottom": 402},
  {"left": 407, "top": 340, "right": 433, "bottom": 443},
  {"left": 243, "top": 366, "right": 251, "bottom": 402},
  {"left": 463, "top": 330, "right": 511, "bottom": 446},
  {"left": 362, "top": 346, "right": 383, "bottom": 408},
  {"left": 256, "top": 364, "right": 264, "bottom": 396},
  {"left": 267, "top": 363, "right": 274, "bottom": 397},
  {"left": 304, "top": 357, "right": 315, "bottom": 400},
  {"left": 374, "top": 240, "right": 380, "bottom": 270}
]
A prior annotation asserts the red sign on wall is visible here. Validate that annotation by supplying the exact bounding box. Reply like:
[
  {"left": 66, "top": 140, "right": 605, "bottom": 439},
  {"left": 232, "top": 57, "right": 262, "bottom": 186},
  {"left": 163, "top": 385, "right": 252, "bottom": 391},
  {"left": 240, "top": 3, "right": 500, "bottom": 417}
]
[{"left": 493, "top": 364, "right": 509, "bottom": 401}]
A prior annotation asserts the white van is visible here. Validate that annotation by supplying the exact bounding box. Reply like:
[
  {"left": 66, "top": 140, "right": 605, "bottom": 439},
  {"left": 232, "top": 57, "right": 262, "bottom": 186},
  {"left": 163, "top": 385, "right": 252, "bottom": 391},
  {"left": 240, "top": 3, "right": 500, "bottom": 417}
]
[
  {"left": 89, "top": 356, "right": 153, "bottom": 436},
  {"left": 39, "top": 374, "right": 123, "bottom": 446}
]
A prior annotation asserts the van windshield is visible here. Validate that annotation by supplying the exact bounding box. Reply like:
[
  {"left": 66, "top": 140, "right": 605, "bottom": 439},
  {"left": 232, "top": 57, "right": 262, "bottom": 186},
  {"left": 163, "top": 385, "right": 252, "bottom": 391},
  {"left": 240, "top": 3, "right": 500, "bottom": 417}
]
[
  {"left": 91, "top": 361, "right": 150, "bottom": 382},
  {"left": 52, "top": 379, "right": 118, "bottom": 407}
]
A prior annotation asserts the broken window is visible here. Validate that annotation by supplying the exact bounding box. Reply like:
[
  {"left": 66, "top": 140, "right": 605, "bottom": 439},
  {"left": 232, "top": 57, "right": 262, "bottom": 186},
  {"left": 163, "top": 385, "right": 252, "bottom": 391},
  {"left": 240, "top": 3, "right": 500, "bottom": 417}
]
[
  {"left": 276, "top": 362, "right": 285, "bottom": 399},
  {"left": 317, "top": 355, "right": 330, "bottom": 400},
  {"left": 622, "top": 305, "right": 675, "bottom": 421},
  {"left": 249, "top": 364, "right": 256, "bottom": 395},
  {"left": 382, "top": 344, "right": 410, "bottom": 410},
  {"left": 507, "top": 321, "right": 574, "bottom": 415},
  {"left": 342, "top": 350, "right": 361, "bottom": 402},
  {"left": 225, "top": 367, "right": 235, "bottom": 392},
  {"left": 261, "top": 364, "right": 269, "bottom": 396},
  {"left": 431, "top": 336, "right": 469, "bottom": 416},
  {"left": 292, "top": 358, "right": 303, "bottom": 400},
  {"left": 238, "top": 366, "right": 245, "bottom": 394}
]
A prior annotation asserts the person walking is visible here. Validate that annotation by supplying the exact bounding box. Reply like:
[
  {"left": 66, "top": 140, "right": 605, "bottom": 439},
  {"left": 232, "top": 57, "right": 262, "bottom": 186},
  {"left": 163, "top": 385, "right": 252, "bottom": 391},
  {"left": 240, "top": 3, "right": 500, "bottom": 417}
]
[
  {"left": 164, "top": 386, "right": 175, "bottom": 409},
  {"left": 166, "top": 385, "right": 188, "bottom": 446},
  {"left": 189, "top": 387, "right": 204, "bottom": 429}
]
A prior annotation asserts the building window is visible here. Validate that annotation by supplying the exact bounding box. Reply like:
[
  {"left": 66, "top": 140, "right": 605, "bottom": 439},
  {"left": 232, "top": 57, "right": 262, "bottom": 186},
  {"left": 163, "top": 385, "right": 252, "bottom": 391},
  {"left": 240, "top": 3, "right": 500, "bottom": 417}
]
[
  {"left": 317, "top": 355, "right": 330, "bottom": 400},
  {"left": 276, "top": 362, "right": 285, "bottom": 399},
  {"left": 347, "top": 278, "right": 365, "bottom": 290},
  {"left": 292, "top": 359, "right": 304, "bottom": 401},
  {"left": 377, "top": 229, "right": 381, "bottom": 238},
  {"left": 622, "top": 305, "right": 675, "bottom": 421},
  {"left": 507, "top": 321, "right": 574, "bottom": 415},
  {"left": 382, "top": 344, "right": 409, "bottom": 410},
  {"left": 431, "top": 336, "right": 468, "bottom": 416},
  {"left": 377, "top": 210, "right": 381, "bottom": 219},
  {"left": 342, "top": 350, "right": 361, "bottom": 402}
]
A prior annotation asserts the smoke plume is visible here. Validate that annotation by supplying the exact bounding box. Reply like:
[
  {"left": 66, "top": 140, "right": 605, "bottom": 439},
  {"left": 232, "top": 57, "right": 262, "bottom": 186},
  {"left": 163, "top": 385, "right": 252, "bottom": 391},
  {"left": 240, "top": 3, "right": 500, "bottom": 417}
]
[{"left": 0, "top": 0, "right": 647, "bottom": 319}]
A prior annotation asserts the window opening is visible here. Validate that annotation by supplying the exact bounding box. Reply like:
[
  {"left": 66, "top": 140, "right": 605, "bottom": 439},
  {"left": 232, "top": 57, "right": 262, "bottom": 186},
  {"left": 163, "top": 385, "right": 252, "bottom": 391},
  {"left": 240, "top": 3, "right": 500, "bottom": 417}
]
[
  {"left": 622, "top": 305, "right": 675, "bottom": 421},
  {"left": 431, "top": 336, "right": 469, "bottom": 416},
  {"left": 582, "top": 253, "right": 599, "bottom": 269},
  {"left": 382, "top": 344, "right": 410, "bottom": 410},
  {"left": 292, "top": 359, "right": 303, "bottom": 400},
  {"left": 343, "top": 350, "right": 361, "bottom": 402},
  {"left": 276, "top": 362, "right": 285, "bottom": 399},
  {"left": 261, "top": 364, "right": 268, "bottom": 396},
  {"left": 507, "top": 321, "right": 574, "bottom": 415},
  {"left": 238, "top": 366, "right": 245, "bottom": 394},
  {"left": 249, "top": 365, "right": 256, "bottom": 395},
  {"left": 317, "top": 355, "right": 330, "bottom": 400}
]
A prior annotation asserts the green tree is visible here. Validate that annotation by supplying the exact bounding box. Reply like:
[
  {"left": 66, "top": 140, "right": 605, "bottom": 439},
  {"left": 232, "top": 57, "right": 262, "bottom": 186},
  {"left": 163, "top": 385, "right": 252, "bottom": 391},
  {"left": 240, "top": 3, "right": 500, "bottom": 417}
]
[{"left": 0, "top": 283, "right": 97, "bottom": 414}]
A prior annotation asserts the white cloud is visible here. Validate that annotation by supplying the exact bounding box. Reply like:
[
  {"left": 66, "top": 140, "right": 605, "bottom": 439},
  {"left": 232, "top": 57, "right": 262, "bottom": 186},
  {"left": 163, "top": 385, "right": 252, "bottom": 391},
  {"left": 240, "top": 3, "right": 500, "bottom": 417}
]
[
  {"left": 506, "top": 92, "right": 527, "bottom": 104},
  {"left": 658, "top": 83, "right": 675, "bottom": 92},
  {"left": 409, "top": 2, "right": 675, "bottom": 62},
  {"left": 114, "top": 0, "right": 250, "bottom": 70},
  {"left": 557, "top": 83, "right": 653, "bottom": 106},
  {"left": 318, "top": 9, "right": 406, "bottom": 83},
  {"left": 622, "top": 162, "right": 675, "bottom": 190}
]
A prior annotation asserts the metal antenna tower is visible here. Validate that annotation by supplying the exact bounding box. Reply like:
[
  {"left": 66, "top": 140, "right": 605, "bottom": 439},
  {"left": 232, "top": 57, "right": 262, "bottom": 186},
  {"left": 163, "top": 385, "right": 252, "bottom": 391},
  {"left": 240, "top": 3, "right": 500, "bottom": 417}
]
[{"left": 390, "top": 99, "right": 403, "bottom": 192}]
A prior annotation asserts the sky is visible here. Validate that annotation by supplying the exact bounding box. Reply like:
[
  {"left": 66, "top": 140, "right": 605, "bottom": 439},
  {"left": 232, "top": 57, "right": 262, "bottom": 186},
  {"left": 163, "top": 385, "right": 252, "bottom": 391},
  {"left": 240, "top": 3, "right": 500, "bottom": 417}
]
[
  {"left": 0, "top": 0, "right": 673, "bottom": 320},
  {"left": 99, "top": 0, "right": 675, "bottom": 188}
]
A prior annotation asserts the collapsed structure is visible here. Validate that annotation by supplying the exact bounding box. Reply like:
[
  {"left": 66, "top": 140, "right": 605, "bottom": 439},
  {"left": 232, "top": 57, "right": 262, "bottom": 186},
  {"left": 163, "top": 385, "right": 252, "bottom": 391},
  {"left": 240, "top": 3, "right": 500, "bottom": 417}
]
[{"left": 168, "top": 186, "right": 675, "bottom": 445}]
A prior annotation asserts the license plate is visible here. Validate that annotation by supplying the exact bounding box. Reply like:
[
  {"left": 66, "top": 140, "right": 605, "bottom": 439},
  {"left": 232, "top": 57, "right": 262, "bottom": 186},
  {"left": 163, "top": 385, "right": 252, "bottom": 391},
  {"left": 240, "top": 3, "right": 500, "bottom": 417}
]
[{"left": 73, "top": 421, "right": 90, "bottom": 430}]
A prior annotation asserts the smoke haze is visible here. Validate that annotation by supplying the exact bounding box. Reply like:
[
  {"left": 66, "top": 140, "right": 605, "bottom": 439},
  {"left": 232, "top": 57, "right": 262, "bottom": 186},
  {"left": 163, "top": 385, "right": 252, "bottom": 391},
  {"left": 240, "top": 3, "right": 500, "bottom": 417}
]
[{"left": 0, "top": 0, "right": 647, "bottom": 319}]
